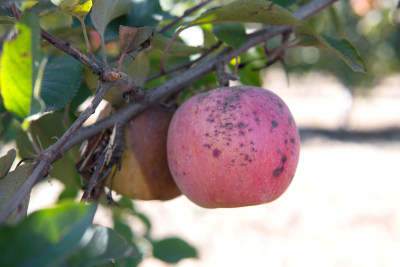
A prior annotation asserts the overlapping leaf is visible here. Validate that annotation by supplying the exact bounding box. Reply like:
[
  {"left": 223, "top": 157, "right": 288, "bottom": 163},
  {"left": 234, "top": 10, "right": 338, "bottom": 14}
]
[
  {"left": 0, "top": 11, "right": 43, "bottom": 119},
  {"left": 51, "top": 0, "right": 92, "bottom": 20},
  {"left": 119, "top": 26, "right": 154, "bottom": 58},
  {"left": 0, "top": 202, "right": 96, "bottom": 266},
  {"left": 40, "top": 55, "right": 83, "bottom": 112},
  {"left": 91, "top": 0, "right": 132, "bottom": 38},
  {"left": 212, "top": 23, "right": 247, "bottom": 48},
  {"left": 185, "top": 0, "right": 302, "bottom": 28},
  {"left": 295, "top": 25, "right": 366, "bottom": 73},
  {"left": 0, "top": 163, "right": 32, "bottom": 224},
  {"left": 0, "top": 149, "right": 16, "bottom": 179},
  {"left": 152, "top": 237, "right": 198, "bottom": 264}
]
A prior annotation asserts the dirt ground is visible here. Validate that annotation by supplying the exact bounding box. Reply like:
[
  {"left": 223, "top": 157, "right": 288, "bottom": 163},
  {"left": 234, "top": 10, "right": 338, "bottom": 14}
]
[{"left": 27, "top": 69, "right": 400, "bottom": 267}]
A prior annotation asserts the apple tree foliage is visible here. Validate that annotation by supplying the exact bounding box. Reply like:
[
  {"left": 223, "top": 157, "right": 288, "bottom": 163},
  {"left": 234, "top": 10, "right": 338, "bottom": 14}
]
[{"left": 0, "top": 0, "right": 379, "bottom": 265}]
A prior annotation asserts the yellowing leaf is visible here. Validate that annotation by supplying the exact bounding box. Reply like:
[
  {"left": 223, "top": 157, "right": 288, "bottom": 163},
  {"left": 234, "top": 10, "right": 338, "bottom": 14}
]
[
  {"left": 51, "top": 0, "right": 92, "bottom": 20},
  {"left": 0, "top": 12, "right": 42, "bottom": 119}
]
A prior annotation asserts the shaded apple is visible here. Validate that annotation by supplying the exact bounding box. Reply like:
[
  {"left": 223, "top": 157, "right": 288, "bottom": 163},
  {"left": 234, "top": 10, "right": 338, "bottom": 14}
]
[
  {"left": 107, "top": 105, "right": 181, "bottom": 201},
  {"left": 167, "top": 86, "right": 300, "bottom": 208}
]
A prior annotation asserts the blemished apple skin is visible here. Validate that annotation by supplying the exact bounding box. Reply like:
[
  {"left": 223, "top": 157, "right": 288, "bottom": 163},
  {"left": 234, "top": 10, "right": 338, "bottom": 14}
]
[
  {"left": 167, "top": 86, "right": 300, "bottom": 208},
  {"left": 108, "top": 105, "right": 182, "bottom": 201}
]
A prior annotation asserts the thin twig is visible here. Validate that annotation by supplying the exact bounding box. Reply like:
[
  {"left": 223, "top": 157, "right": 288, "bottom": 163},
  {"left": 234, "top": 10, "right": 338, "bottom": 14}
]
[{"left": 40, "top": 29, "right": 106, "bottom": 75}]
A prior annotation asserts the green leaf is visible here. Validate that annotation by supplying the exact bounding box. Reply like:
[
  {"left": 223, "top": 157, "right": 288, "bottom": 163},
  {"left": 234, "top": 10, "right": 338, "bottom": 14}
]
[
  {"left": 16, "top": 111, "right": 81, "bottom": 188},
  {"left": 0, "top": 11, "right": 42, "bottom": 119},
  {"left": 114, "top": 220, "right": 134, "bottom": 242},
  {"left": 91, "top": 0, "right": 132, "bottom": 62},
  {"left": 67, "top": 225, "right": 138, "bottom": 266},
  {"left": 0, "top": 149, "right": 16, "bottom": 179},
  {"left": 152, "top": 33, "right": 206, "bottom": 56},
  {"left": 0, "top": 16, "right": 17, "bottom": 24},
  {"left": 91, "top": 0, "right": 132, "bottom": 38},
  {"left": 237, "top": 63, "right": 262, "bottom": 86},
  {"left": 40, "top": 55, "right": 83, "bottom": 112},
  {"left": 271, "top": 0, "right": 298, "bottom": 8},
  {"left": 185, "top": 0, "right": 301, "bottom": 28},
  {"left": 0, "top": 202, "right": 97, "bottom": 266},
  {"left": 0, "top": 163, "right": 32, "bottom": 224},
  {"left": 117, "top": 196, "right": 134, "bottom": 211},
  {"left": 128, "top": 0, "right": 168, "bottom": 26},
  {"left": 295, "top": 25, "right": 366, "bottom": 73},
  {"left": 125, "top": 52, "right": 150, "bottom": 88},
  {"left": 152, "top": 237, "right": 197, "bottom": 264},
  {"left": 51, "top": 0, "right": 92, "bottom": 20},
  {"left": 212, "top": 23, "right": 247, "bottom": 48}
]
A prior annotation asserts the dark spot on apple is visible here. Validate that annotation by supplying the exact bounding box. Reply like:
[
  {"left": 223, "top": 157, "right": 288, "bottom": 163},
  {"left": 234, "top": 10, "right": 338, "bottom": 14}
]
[
  {"left": 248, "top": 128, "right": 253, "bottom": 132},
  {"left": 213, "top": 149, "right": 221, "bottom": 158},
  {"left": 240, "top": 143, "right": 244, "bottom": 148},
  {"left": 238, "top": 131, "right": 245, "bottom": 136},
  {"left": 285, "top": 139, "right": 288, "bottom": 144},
  {"left": 204, "top": 144, "right": 211, "bottom": 149},
  {"left": 273, "top": 167, "right": 284, "bottom": 178},
  {"left": 290, "top": 138, "right": 295, "bottom": 144},
  {"left": 271, "top": 120, "right": 278, "bottom": 127},
  {"left": 282, "top": 155, "right": 287, "bottom": 164},
  {"left": 238, "top": 122, "right": 245, "bottom": 128},
  {"left": 225, "top": 123, "right": 233, "bottom": 130},
  {"left": 288, "top": 117, "right": 292, "bottom": 125},
  {"left": 183, "top": 172, "right": 186, "bottom": 176}
]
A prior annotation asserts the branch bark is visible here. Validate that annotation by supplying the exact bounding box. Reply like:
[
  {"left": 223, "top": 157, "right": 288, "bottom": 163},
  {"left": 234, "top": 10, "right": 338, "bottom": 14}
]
[
  {"left": 0, "top": 0, "right": 339, "bottom": 224},
  {"left": 66, "top": 0, "right": 339, "bottom": 150}
]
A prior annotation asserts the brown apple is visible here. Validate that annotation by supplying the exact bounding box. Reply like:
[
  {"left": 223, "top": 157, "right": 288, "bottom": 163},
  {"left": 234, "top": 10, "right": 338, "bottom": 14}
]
[{"left": 107, "top": 105, "right": 181, "bottom": 200}]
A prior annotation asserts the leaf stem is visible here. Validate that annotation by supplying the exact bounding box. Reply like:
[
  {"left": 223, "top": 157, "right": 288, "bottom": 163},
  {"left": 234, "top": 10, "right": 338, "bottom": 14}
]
[{"left": 79, "top": 18, "right": 93, "bottom": 56}]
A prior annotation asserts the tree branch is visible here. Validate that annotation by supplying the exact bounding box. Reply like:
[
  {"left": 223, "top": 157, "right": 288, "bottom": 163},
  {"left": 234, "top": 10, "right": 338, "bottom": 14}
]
[
  {"left": 40, "top": 29, "right": 106, "bottom": 75},
  {"left": 0, "top": 0, "right": 339, "bottom": 224},
  {"left": 0, "top": 82, "right": 113, "bottom": 224},
  {"left": 66, "top": 0, "right": 339, "bottom": 150}
]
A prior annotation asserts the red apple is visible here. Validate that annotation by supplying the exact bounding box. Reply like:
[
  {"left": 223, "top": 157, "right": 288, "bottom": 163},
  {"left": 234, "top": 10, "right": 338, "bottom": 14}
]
[{"left": 167, "top": 86, "right": 300, "bottom": 208}]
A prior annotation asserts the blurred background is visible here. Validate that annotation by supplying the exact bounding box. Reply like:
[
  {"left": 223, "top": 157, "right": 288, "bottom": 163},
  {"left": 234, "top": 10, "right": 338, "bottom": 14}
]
[{"left": 24, "top": 0, "right": 400, "bottom": 266}]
